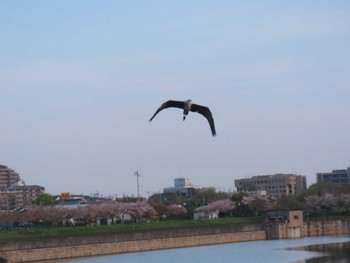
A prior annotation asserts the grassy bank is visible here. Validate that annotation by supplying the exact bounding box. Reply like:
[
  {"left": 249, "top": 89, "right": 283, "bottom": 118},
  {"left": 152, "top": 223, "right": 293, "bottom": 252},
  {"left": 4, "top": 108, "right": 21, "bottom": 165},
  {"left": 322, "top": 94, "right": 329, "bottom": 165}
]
[{"left": 0, "top": 216, "right": 263, "bottom": 241}]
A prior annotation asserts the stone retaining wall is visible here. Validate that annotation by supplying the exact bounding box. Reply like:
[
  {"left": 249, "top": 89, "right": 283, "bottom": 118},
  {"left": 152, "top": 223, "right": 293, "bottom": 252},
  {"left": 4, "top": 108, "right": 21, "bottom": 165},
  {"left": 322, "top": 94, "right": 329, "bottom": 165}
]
[
  {"left": 1, "top": 219, "right": 349, "bottom": 262},
  {"left": 305, "top": 219, "right": 343, "bottom": 237},
  {"left": 0, "top": 230, "right": 266, "bottom": 262},
  {"left": 343, "top": 220, "right": 350, "bottom": 235},
  {"left": 263, "top": 219, "right": 350, "bottom": 240},
  {"left": 0, "top": 223, "right": 261, "bottom": 252}
]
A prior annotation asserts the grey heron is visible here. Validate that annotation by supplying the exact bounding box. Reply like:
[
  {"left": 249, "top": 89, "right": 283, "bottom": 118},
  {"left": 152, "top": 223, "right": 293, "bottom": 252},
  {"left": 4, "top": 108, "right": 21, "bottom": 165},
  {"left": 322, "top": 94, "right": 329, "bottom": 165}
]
[{"left": 149, "top": 99, "right": 216, "bottom": 136}]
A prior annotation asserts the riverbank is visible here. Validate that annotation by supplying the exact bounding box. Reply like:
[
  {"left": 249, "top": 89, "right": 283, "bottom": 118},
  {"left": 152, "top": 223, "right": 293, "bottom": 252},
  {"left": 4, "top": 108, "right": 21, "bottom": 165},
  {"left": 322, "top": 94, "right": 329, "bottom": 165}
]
[
  {"left": 57, "top": 236, "right": 350, "bottom": 263},
  {"left": 1, "top": 230, "right": 267, "bottom": 262},
  {"left": 0, "top": 218, "right": 349, "bottom": 263},
  {"left": 0, "top": 223, "right": 263, "bottom": 262},
  {"left": 0, "top": 217, "right": 262, "bottom": 240}
]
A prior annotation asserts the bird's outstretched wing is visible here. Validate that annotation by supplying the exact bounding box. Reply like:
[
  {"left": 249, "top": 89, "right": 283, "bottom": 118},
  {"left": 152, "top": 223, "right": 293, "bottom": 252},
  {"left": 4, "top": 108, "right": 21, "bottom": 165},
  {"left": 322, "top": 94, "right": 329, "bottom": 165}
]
[
  {"left": 190, "top": 104, "right": 216, "bottom": 136},
  {"left": 149, "top": 100, "right": 185, "bottom": 122}
]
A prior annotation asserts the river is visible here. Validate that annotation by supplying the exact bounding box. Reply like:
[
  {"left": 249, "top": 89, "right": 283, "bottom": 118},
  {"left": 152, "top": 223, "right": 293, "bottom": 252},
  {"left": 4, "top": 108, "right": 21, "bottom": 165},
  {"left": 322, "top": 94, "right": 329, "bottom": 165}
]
[{"left": 57, "top": 236, "right": 350, "bottom": 263}]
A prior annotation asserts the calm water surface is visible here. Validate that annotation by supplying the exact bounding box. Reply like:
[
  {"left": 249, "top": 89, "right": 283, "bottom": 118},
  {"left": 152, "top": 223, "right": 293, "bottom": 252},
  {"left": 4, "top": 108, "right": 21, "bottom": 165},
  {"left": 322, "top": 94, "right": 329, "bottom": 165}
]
[
  {"left": 59, "top": 236, "right": 350, "bottom": 263},
  {"left": 292, "top": 241, "right": 350, "bottom": 263}
]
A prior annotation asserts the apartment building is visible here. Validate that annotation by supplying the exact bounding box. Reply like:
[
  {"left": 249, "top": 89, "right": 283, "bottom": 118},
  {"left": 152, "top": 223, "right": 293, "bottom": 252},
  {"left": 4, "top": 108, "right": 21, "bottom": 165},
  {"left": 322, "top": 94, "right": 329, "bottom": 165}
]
[
  {"left": 0, "top": 164, "right": 45, "bottom": 210},
  {"left": 234, "top": 173, "right": 307, "bottom": 198},
  {"left": 0, "top": 185, "right": 45, "bottom": 210},
  {"left": 0, "top": 165, "right": 21, "bottom": 188},
  {"left": 317, "top": 167, "right": 350, "bottom": 185}
]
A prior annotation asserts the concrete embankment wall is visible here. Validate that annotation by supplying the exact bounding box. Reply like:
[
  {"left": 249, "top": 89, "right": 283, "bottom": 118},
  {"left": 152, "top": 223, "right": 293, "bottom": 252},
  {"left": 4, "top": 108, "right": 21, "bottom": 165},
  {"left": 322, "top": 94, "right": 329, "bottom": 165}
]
[
  {"left": 263, "top": 218, "right": 350, "bottom": 240},
  {"left": 1, "top": 231, "right": 266, "bottom": 262},
  {"left": 343, "top": 220, "right": 350, "bottom": 235},
  {"left": 305, "top": 219, "right": 343, "bottom": 237},
  {"left": 1, "top": 219, "right": 349, "bottom": 263},
  {"left": 0, "top": 224, "right": 264, "bottom": 263}
]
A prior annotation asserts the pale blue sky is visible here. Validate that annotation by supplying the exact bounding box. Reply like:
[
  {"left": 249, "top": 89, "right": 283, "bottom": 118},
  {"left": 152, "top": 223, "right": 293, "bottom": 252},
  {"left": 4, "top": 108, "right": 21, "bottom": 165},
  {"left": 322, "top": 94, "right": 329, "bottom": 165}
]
[{"left": 1, "top": 1, "right": 350, "bottom": 197}]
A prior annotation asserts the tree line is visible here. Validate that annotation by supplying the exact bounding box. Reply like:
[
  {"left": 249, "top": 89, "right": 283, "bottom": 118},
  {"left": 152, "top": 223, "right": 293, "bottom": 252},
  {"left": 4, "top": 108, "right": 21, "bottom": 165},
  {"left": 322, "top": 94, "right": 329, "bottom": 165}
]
[{"left": 0, "top": 182, "right": 349, "bottom": 228}]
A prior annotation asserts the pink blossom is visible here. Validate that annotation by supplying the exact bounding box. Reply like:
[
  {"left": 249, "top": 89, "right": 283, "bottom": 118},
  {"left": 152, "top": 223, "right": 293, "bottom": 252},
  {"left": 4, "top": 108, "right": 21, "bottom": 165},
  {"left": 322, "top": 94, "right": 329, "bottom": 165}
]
[
  {"left": 242, "top": 196, "right": 276, "bottom": 213},
  {"left": 321, "top": 193, "right": 337, "bottom": 208},
  {"left": 168, "top": 204, "right": 187, "bottom": 217},
  {"left": 123, "top": 201, "right": 157, "bottom": 221},
  {"left": 304, "top": 195, "right": 323, "bottom": 211},
  {"left": 205, "top": 199, "right": 235, "bottom": 213},
  {"left": 340, "top": 193, "right": 350, "bottom": 211}
]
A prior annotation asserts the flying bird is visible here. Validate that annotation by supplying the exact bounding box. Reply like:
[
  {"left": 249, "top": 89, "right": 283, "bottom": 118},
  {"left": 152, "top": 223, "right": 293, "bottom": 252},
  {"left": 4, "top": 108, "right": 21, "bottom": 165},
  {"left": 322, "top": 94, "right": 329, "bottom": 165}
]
[{"left": 149, "top": 99, "right": 216, "bottom": 136}]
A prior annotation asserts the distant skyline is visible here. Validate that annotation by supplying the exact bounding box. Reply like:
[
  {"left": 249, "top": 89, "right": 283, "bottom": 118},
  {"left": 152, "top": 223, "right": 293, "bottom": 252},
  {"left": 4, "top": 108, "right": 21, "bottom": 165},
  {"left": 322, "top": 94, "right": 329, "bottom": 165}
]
[{"left": 1, "top": 1, "right": 350, "bottom": 197}]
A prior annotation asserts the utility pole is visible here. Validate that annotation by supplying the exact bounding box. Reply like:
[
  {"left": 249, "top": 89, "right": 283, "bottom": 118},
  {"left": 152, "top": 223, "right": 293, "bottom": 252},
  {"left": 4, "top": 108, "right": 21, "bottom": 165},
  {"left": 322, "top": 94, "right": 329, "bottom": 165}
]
[{"left": 134, "top": 171, "right": 141, "bottom": 199}]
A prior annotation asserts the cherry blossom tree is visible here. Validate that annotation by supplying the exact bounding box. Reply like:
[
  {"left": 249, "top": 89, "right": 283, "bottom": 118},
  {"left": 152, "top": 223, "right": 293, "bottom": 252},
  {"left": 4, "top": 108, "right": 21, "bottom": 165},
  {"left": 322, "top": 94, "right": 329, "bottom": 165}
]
[
  {"left": 1, "top": 199, "right": 163, "bottom": 227},
  {"left": 168, "top": 204, "right": 187, "bottom": 217},
  {"left": 42, "top": 207, "right": 66, "bottom": 225},
  {"left": 242, "top": 195, "right": 276, "bottom": 215},
  {"left": 305, "top": 193, "right": 338, "bottom": 213},
  {"left": 75, "top": 205, "right": 99, "bottom": 225},
  {"left": 320, "top": 193, "right": 337, "bottom": 210},
  {"left": 0, "top": 211, "right": 19, "bottom": 227},
  {"left": 304, "top": 195, "right": 323, "bottom": 212},
  {"left": 123, "top": 201, "right": 157, "bottom": 222},
  {"left": 25, "top": 205, "right": 45, "bottom": 224},
  {"left": 100, "top": 202, "right": 124, "bottom": 223},
  {"left": 340, "top": 193, "right": 350, "bottom": 212},
  {"left": 62, "top": 207, "right": 80, "bottom": 226},
  {"left": 205, "top": 199, "right": 235, "bottom": 214}
]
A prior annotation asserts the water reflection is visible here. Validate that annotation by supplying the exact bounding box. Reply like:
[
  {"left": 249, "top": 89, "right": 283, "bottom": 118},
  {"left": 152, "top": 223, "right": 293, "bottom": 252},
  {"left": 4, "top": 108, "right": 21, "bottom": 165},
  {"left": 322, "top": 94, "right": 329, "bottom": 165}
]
[
  {"left": 292, "top": 242, "right": 350, "bottom": 263},
  {"left": 52, "top": 236, "right": 350, "bottom": 263}
]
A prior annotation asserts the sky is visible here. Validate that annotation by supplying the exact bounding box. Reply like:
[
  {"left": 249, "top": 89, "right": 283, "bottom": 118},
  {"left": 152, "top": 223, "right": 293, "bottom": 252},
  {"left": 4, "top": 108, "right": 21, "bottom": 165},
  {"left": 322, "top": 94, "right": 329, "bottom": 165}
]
[{"left": 1, "top": 1, "right": 350, "bottom": 198}]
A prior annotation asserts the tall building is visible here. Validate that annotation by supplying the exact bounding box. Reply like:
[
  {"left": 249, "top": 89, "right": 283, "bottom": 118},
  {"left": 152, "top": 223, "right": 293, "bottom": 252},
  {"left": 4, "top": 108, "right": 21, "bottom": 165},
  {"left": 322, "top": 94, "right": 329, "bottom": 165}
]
[
  {"left": 234, "top": 174, "right": 307, "bottom": 198},
  {"left": 0, "top": 165, "right": 21, "bottom": 188},
  {"left": 163, "top": 178, "right": 200, "bottom": 197},
  {"left": 317, "top": 168, "right": 350, "bottom": 185},
  {"left": 0, "top": 164, "right": 45, "bottom": 210}
]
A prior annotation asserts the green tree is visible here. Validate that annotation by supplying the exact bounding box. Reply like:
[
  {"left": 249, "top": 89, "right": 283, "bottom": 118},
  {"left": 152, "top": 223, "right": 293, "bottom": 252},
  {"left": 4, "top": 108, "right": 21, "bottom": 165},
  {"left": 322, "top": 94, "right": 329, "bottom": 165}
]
[
  {"left": 304, "top": 182, "right": 338, "bottom": 196},
  {"left": 192, "top": 188, "right": 231, "bottom": 206},
  {"left": 153, "top": 203, "right": 169, "bottom": 218},
  {"left": 275, "top": 195, "right": 305, "bottom": 211},
  {"left": 231, "top": 192, "right": 249, "bottom": 203},
  {"left": 302, "top": 182, "right": 350, "bottom": 197},
  {"left": 32, "top": 193, "right": 55, "bottom": 206},
  {"left": 148, "top": 193, "right": 179, "bottom": 205}
]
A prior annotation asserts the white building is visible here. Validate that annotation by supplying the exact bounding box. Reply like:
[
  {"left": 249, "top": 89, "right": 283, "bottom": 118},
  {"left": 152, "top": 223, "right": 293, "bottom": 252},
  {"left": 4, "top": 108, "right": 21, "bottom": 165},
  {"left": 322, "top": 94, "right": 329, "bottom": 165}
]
[
  {"left": 193, "top": 206, "right": 218, "bottom": 220},
  {"left": 163, "top": 178, "right": 200, "bottom": 197}
]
